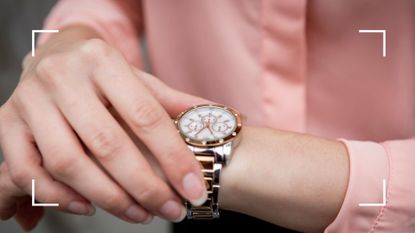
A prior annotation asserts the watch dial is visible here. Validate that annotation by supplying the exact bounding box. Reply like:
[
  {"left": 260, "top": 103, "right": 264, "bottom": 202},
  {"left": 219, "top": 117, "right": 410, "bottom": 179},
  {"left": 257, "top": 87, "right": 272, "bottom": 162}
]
[{"left": 178, "top": 105, "right": 237, "bottom": 143}]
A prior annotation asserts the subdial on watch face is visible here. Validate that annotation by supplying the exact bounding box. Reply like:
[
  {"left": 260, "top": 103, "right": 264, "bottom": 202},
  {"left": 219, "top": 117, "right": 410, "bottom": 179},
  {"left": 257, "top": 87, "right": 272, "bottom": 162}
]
[
  {"left": 201, "top": 113, "right": 217, "bottom": 124},
  {"left": 186, "top": 120, "right": 203, "bottom": 132},
  {"left": 212, "top": 122, "right": 230, "bottom": 133}
]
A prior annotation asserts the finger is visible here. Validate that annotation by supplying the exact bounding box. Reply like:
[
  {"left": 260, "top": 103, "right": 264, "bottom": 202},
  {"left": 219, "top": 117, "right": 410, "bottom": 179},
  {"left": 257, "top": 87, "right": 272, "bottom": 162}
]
[
  {"left": 57, "top": 88, "right": 181, "bottom": 221},
  {"left": 21, "top": 52, "right": 34, "bottom": 74},
  {"left": 0, "top": 107, "right": 92, "bottom": 216},
  {"left": 14, "top": 196, "right": 44, "bottom": 232},
  {"left": 16, "top": 84, "right": 153, "bottom": 223},
  {"left": 0, "top": 159, "right": 43, "bottom": 231},
  {"left": 0, "top": 162, "right": 24, "bottom": 220},
  {"left": 93, "top": 54, "right": 207, "bottom": 206},
  {"left": 131, "top": 67, "right": 212, "bottom": 117}
]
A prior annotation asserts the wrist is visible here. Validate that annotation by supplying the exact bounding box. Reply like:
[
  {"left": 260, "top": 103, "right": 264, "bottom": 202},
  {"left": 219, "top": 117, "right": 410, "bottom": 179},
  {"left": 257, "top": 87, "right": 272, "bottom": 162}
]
[
  {"left": 219, "top": 126, "right": 252, "bottom": 212},
  {"left": 218, "top": 127, "right": 349, "bottom": 232},
  {"left": 219, "top": 127, "right": 281, "bottom": 214}
]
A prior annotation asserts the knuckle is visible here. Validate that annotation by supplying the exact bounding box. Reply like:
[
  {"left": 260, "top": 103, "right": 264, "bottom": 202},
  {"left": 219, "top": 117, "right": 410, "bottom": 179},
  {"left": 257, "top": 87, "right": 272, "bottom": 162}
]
[
  {"left": 135, "top": 181, "right": 162, "bottom": 203},
  {"left": 35, "top": 55, "right": 66, "bottom": 88},
  {"left": 88, "top": 129, "right": 123, "bottom": 159},
  {"left": 161, "top": 146, "right": 198, "bottom": 181},
  {"left": 46, "top": 155, "right": 78, "bottom": 178},
  {"left": 80, "top": 39, "right": 113, "bottom": 57},
  {"left": 101, "top": 190, "right": 125, "bottom": 213},
  {"left": 131, "top": 101, "right": 164, "bottom": 132},
  {"left": 41, "top": 190, "right": 60, "bottom": 204},
  {"left": 13, "top": 80, "right": 35, "bottom": 103},
  {"left": 11, "top": 91, "right": 26, "bottom": 111},
  {"left": 162, "top": 145, "right": 187, "bottom": 166},
  {"left": 9, "top": 167, "right": 29, "bottom": 188},
  {"left": 35, "top": 55, "right": 57, "bottom": 77},
  {"left": 8, "top": 81, "right": 38, "bottom": 119}
]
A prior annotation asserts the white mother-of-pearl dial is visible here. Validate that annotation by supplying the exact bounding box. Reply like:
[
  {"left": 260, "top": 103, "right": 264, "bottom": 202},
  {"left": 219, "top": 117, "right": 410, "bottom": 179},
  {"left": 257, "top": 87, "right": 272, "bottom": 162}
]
[{"left": 178, "top": 106, "right": 237, "bottom": 142}]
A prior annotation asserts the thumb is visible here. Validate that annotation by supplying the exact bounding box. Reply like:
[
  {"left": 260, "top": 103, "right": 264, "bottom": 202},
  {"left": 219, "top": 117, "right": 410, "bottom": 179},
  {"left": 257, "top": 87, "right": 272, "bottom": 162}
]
[
  {"left": 131, "top": 67, "right": 213, "bottom": 117},
  {"left": 0, "top": 163, "right": 43, "bottom": 231},
  {"left": 15, "top": 197, "right": 44, "bottom": 232},
  {"left": 0, "top": 163, "right": 24, "bottom": 220}
]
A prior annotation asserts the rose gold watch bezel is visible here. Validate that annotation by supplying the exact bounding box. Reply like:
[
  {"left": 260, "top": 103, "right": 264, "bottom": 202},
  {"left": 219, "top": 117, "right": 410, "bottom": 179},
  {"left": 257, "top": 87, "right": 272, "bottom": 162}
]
[{"left": 174, "top": 104, "right": 243, "bottom": 147}]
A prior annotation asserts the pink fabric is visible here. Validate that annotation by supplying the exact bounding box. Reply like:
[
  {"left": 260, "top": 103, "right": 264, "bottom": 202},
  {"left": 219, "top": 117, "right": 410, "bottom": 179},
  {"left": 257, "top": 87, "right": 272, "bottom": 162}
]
[
  {"left": 39, "top": 0, "right": 415, "bottom": 232},
  {"left": 39, "top": 0, "right": 143, "bottom": 67}
]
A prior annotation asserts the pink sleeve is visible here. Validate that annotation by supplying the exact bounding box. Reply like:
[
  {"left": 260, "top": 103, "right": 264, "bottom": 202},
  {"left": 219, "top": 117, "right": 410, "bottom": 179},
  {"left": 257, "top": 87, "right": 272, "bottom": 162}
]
[
  {"left": 38, "top": 0, "right": 143, "bottom": 67},
  {"left": 325, "top": 138, "right": 415, "bottom": 233}
]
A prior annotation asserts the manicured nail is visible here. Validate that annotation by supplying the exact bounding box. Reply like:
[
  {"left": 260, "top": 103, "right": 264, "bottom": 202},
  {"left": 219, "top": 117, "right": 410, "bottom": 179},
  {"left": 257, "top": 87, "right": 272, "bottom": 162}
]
[
  {"left": 142, "top": 215, "right": 154, "bottom": 224},
  {"left": 88, "top": 205, "right": 96, "bottom": 216},
  {"left": 182, "top": 172, "right": 207, "bottom": 206},
  {"left": 174, "top": 205, "right": 187, "bottom": 223},
  {"left": 125, "top": 204, "right": 148, "bottom": 223},
  {"left": 160, "top": 200, "right": 185, "bottom": 222},
  {"left": 68, "top": 201, "right": 95, "bottom": 216}
]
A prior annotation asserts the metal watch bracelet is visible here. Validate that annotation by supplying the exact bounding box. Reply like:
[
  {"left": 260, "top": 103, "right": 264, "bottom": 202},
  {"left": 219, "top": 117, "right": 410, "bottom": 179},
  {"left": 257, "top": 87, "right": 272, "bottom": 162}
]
[{"left": 185, "top": 142, "right": 232, "bottom": 219}]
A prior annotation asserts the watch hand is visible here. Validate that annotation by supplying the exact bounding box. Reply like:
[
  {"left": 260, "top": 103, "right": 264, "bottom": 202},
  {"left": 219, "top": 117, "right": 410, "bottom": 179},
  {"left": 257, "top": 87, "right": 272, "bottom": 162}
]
[
  {"left": 205, "top": 117, "right": 215, "bottom": 135},
  {"left": 207, "top": 124, "right": 214, "bottom": 135},
  {"left": 195, "top": 125, "right": 207, "bottom": 136}
]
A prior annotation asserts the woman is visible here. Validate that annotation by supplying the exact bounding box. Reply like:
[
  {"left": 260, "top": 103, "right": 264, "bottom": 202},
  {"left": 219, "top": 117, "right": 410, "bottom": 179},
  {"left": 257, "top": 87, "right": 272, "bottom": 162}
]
[{"left": 0, "top": 0, "right": 414, "bottom": 232}]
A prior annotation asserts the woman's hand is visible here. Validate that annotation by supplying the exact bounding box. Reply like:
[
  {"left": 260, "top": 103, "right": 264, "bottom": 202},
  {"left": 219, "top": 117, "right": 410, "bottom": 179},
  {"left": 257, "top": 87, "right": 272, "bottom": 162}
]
[
  {"left": 0, "top": 25, "right": 208, "bottom": 226},
  {"left": 0, "top": 103, "right": 189, "bottom": 230}
]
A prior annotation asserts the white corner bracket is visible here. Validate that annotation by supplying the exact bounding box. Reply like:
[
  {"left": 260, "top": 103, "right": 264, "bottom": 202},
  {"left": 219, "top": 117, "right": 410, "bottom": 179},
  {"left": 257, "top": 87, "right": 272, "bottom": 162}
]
[
  {"left": 358, "top": 29, "right": 386, "bottom": 57},
  {"left": 31, "top": 29, "right": 59, "bottom": 57},
  {"left": 31, "top": 179, "right": 59, "bottom": 207},
  {"left": 358, "top": 179, "right": 387, "bottom": 207}
]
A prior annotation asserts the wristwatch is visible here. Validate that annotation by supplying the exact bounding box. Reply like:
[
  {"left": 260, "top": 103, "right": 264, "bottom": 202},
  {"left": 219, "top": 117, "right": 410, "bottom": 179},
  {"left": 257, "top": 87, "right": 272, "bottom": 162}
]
[{"left": 174, "top": 104, "right": 243, "bottom": 219}]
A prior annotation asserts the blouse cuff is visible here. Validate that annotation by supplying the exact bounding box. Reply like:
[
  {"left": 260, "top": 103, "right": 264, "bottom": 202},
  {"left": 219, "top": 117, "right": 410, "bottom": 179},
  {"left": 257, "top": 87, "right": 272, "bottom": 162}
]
[{"left": 325, "top": 139, "right": 389, "bottom": 233}]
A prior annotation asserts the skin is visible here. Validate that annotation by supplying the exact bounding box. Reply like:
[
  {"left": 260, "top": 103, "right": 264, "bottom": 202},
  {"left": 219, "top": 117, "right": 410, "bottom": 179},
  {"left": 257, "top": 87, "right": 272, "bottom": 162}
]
[
  {"left": 220, "top": 128, "right": 349, "bottom": 233},
  {"left": 0, "top": 25, "right": 208, "bottom": 225},
  {"left": 0, "top": 26, "right": 349, "bottom": 232}
]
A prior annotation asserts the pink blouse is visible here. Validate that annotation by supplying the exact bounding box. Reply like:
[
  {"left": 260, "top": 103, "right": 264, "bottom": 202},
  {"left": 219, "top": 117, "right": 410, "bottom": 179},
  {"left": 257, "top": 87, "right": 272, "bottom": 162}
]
[{"left": 39, "top": 0, "right": 415, "bottom": 232}]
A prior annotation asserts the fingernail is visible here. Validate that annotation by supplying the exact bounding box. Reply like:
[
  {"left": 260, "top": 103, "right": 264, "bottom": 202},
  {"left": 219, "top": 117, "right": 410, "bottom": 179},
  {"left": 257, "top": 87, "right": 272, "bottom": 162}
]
[
  {"left": 174, "top": 205, "right": 187, "bottom": 223},
  {"left": 142, "top": 215, "right": 154, "bottom": 224},
  {"left": 68, "top": 201, "right": 95, "bottom": 216},
  {"left": 182, "top": 172, "right": 207, "bottom": 206},
  {"left": 160, "top": 200, "right": 185, "bottom": 222},
  {"left": 88, "top": 205, "right": 96, "bottom": 216},
  {"left": 125, "top": 204, "right": 148, "bottom": 223}
]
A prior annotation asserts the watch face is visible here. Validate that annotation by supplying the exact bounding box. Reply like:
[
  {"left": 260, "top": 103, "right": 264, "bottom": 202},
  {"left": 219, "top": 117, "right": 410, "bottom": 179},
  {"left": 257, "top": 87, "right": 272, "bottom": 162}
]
[{"left": 176, "top": 104, "right": 242, "bottom": 146}]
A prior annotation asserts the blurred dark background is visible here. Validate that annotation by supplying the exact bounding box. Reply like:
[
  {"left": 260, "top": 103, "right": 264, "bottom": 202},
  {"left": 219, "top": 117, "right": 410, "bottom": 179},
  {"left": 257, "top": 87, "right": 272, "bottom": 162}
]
[{"left": 0, "top": 0, "right": 56, "bottom": 105}]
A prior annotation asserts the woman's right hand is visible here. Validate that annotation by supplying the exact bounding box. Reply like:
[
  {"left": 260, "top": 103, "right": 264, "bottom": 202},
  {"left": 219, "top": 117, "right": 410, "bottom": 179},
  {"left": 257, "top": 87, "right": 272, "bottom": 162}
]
[{"left": 0, "top": 26, "right": 208, "bottom": 225}]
